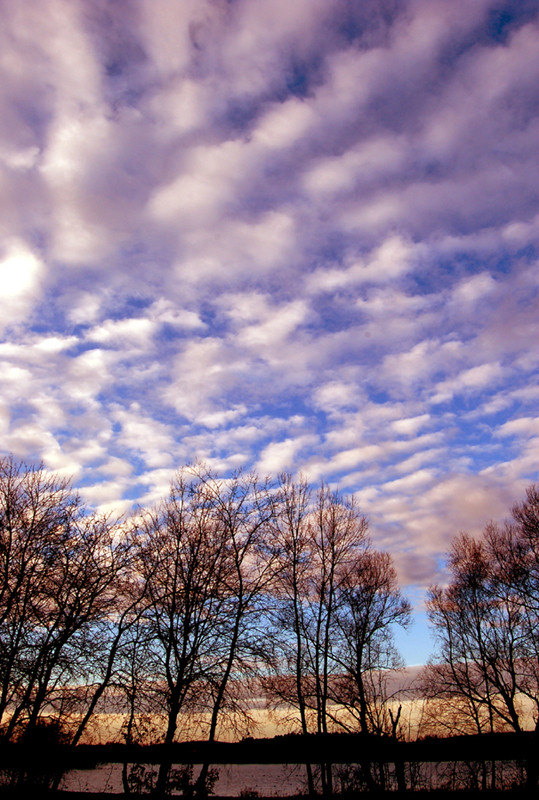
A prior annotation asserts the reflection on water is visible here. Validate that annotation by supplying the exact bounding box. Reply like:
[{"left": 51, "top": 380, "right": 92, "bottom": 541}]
[
  {"left": 61, "top": 759, "right": 527, "bottom": 795},
  {"left": 61, "top": 763, "right": 306, "bottom": 796}
]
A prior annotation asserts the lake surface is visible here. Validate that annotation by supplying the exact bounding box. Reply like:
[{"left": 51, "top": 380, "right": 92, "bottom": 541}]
[
  {"left": 61, "top": 763, "right": 307, "bottom": 796},
  {"left": 60, "top": 759, "right": 526, "bottom": 795}
]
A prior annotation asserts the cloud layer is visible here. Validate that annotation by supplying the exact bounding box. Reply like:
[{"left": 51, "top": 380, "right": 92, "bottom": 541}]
[{"left": 1, "top": 0, "right": 538, "bottom": 661}]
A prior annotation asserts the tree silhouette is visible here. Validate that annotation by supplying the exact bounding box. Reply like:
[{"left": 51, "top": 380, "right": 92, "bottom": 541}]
[
  {"left": 131, "top": 467, "right": 253, "bottom": 797},
  {"left": 266, "top": 478, "right": 409, "bottom": 795},
  {"left": 0, "top": 456, "right": 125, "bottom": 744},
  {"left": 0, "top": 455, "right": 417, "bottom": 795},
  {"left": 425, "top": 484, "right": 539, "bottom": 789}
]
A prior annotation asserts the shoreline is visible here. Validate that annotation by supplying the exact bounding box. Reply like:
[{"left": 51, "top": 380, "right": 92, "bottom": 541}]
[{"left": 0, "top": 792, "right": 534, "bottom": 799}]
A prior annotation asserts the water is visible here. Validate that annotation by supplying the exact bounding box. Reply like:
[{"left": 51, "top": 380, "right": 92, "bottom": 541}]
[
  {"left": 61, "top": 763, "right": 306, "bottom": 796},
  {"left": 60, "top": 758, "right": 527, "bottom": 794}
]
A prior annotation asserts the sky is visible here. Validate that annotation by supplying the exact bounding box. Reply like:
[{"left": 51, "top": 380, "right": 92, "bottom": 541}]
[{"left": 1, "top": 0, "right": 538, "bottom": 666}]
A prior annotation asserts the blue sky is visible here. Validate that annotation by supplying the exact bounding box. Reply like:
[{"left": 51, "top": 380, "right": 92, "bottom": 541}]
[{"left": 1, "top": 0, "right": 538, "bottom": 665}]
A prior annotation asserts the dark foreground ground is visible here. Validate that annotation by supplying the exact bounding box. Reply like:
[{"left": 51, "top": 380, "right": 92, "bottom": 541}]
[
  {"left": 2, "top": 734, "right": 538, "bottom": 797},
  {"left": 1, "top": 791, "right": 538, "bottom": 799}
]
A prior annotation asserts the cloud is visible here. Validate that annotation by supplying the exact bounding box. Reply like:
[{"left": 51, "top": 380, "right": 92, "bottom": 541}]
[
  {"left": 367, "top": 471, "right": 523, "bottom": 582},
  {"left": 257, "top": 434, "right": 317, "bottom": 476},
  {"left": 313, "top": 381, "right": 360, "bottom": 415},
  {"left": 307, "top": 235, "right": 421, "bottom": 294},
  {"left": 112, "top": 403, "right": 178, "bottom": 469},
  {"left": 88, "top": 317, "right": 156, "bottom": 347},
  {"left": 431, "top": 362, "right": 506, "bottom": 404},
  {"left": 0, "top": 241, "right": 43, "bottom": 327},
  {"left": 303, "top": 135, "right": 407, "bottom": 197},
  {"left": 232, "top": 297, "right": 308, "bottom": 352},
  {"left": 497, "top": 416, "right": 539, "bottom": 438},
  {"left": 392, "top": 414, "right": 431, "bottom": 437},
  {"left": 149, "top": 299, "right": 206, "bottom": 330},
  {"left": 0, "top": 0, "right": 538, "bottom": 665},
  {"left": 164, "top": 337, "right": 244, "bottom": 424},
  {"left": 449, "top": 272, "right": 498, "bottom": 307},
  {"left": 255, "top": 97, "right": 317, "bottom": 151}
]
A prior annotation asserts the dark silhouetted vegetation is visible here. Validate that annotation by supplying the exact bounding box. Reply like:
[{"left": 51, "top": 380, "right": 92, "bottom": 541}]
[{"left": 0, "top": 455, "right": 538, "bottom": 795}]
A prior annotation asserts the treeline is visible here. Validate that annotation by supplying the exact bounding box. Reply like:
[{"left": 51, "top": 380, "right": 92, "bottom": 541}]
[
  {"left": 0, "top": 457, "right": 410, "bottom": 795},
  {"left": 424, "top": 484, "right": 539, "bottom": 737},
  {"left": 21, "top": 729, "right": 537, "bottom": 767},
  {"left": 0, "top": 455, "right": 538, "bottom": 795}
]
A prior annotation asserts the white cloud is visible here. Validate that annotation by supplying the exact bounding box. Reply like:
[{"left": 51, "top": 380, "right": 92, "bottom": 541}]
[
  {"left": 1, "top": 0, "right": 538, "bottom": 665},
  {"left": 149, "top": 299, "right": 206, "bottom": 330},
  {"left": 113, "top": 403, "right": 177, "bottom": 470},
  {"left": 149, "top": 78, "right": 209, "bottom": 138},
  {"left": 139, "top": 0, "right": 207, "bottom": 76},
  {"left": 0, "top": 144, "right": 40, "bottom": 171},
  {"left": 67, "top": 293, "right": 102, "bottom": 326},
  {"left": 0, "top": 241, "right": 43, "bottom": 326},
  {"left": 303, "top": 135, "right": 406, "bottom": 196},
  {"left": 40, "top": 111, "right": 130, "bottom": 264},
  {"left": 79, "top": 479, "right": 134, "bottom": 515},
  {"left": 392, "top": 414, "right": 431, "bottom": 437},
  {"left": 381, "top": 468, "right": 437, "bottom": 494},
  {"left": 176, "top": 211, "right": 297, "bottom": 285},
  {"left": 34, "top": 335, "right": 78, "bottom": 353},
  {"left": 431, "top": 362, "right": 505, "bottom": 404},
  {"left": 313, "top": 381, "right": 359, "bottom": 414},
  {"left": 66, "top": 348, "right": 113, "bottom": 404},
  {"left": 497, "top": 416, "right": 539, "bottom": 438},
  {"left": 254, "top": 97, "right": 316, "bottom": 150},
  {"left": 89, "top": 317, "right": 156, "bottom": 347},
  {"left": 450, "top": 272, "right": 497, "bottom": 307},
  {"left": 236, "top": 299, "right": 308, "bottom": 351},
  {"left": 164, "top": 337, "right": 238, "bottom": 422},
  {"left": 307, "top": 235, "right": 420, "bottom": 293},
  {"left": 257, "top": 435, "right": 316, "bottom": 476},
  {"left": 381, "top": 339, "right": 449, "bottom": 390}
]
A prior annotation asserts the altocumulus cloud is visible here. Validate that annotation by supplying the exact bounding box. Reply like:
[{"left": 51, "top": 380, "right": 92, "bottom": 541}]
[{"left": 1, "top": 0, "right": 538, "bottom": 663}]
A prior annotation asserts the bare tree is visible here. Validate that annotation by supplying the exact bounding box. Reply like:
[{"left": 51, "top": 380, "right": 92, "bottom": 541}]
[
  {"left": 266, "top": 473, "right": 316, "bottom": 794},
  {"left": 426, "top": 531, "right": 527, "bottom": 735},
  {"left": 0, "top": 457, "right": 128, "bottom": 746},
  {"left": 131, "top": 467, "right": 236, "bottom": 798},
  {"left": 310, "top": 487, "right": 369, "bottom": 731},
  {"left": 267, "top": 480, "right": 385, "bottom": 796},
  {"left": 425, "top": 487, "right": 539, "bottom": 790},
  {"left": 307, "top": 486, "right": 369, "bottom": 795},
  {"left": 188, "top": 466, "right": 278, "bottom": 797},
  {"left": 0, "top": 456, "right": 79, "bottom": 733},
  {"left": 67, "top": 531, "right": 147, "bottom": 748},
  {"left": 500, "top": 486, "right": 539, "bottom": 726},
  {"left": 330, "top": 549, "right": 411, "bottom": 734}
]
